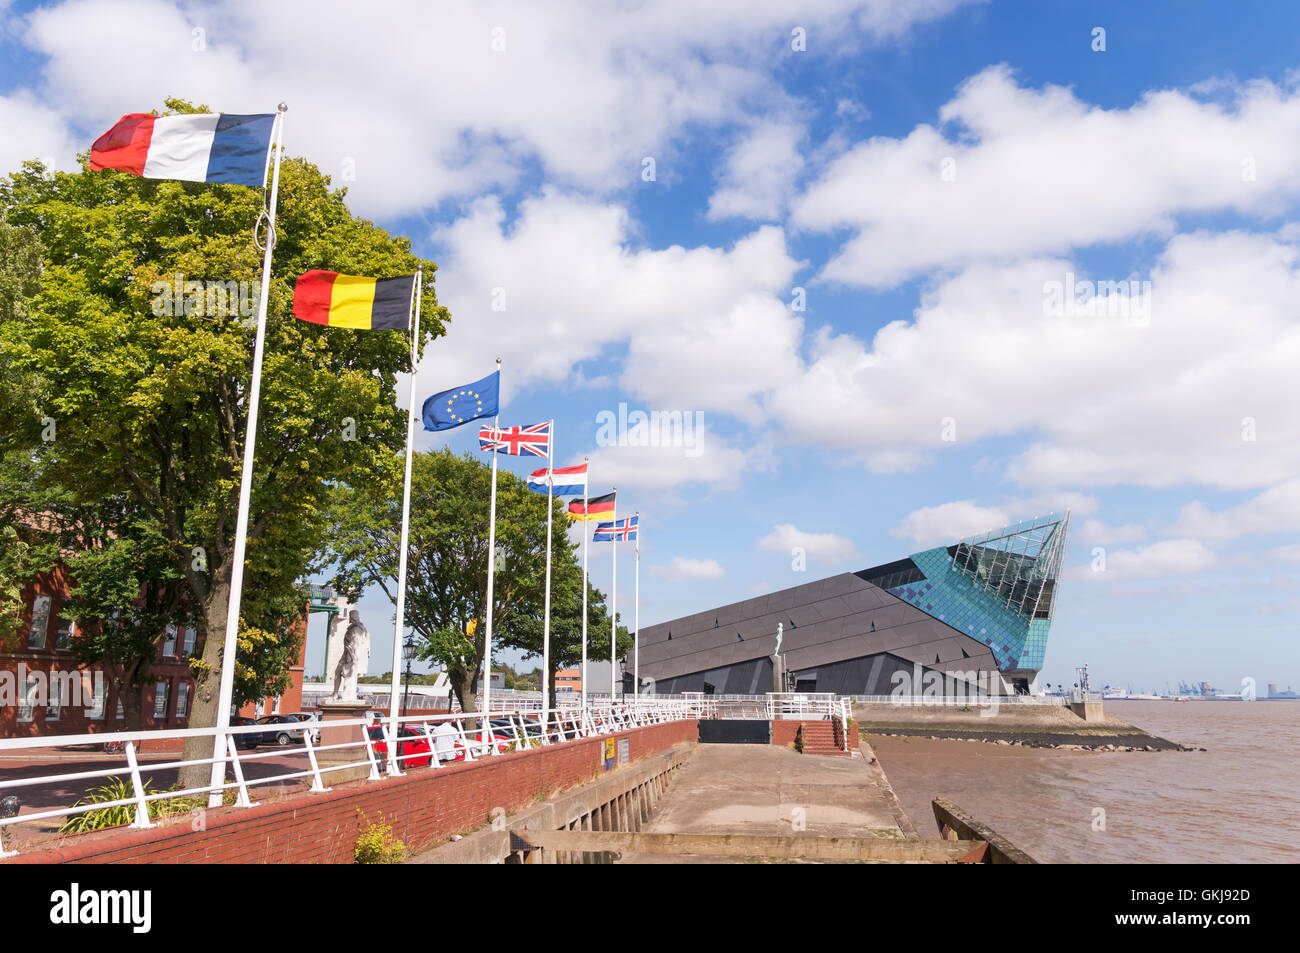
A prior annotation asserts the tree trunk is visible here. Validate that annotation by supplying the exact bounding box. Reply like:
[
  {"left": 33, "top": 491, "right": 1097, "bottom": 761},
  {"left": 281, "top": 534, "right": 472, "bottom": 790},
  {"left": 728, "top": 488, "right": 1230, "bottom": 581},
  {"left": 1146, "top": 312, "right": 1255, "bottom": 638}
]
[
  {"left": 450, "top": 664, "right": 478, "bottom": 729},
  {"left": 117, "top": 680, "right": 143, "bottom": 733},
  {"left": 178, "top": 571, "right": 231, "bottom": 790}
]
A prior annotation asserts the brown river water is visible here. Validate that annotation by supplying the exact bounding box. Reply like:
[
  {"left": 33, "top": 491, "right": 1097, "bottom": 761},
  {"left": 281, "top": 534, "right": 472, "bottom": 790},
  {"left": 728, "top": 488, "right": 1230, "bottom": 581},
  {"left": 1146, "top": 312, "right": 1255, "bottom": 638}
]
[{"left": 869, "top": 701, "right": 1300, "bottom": 864}]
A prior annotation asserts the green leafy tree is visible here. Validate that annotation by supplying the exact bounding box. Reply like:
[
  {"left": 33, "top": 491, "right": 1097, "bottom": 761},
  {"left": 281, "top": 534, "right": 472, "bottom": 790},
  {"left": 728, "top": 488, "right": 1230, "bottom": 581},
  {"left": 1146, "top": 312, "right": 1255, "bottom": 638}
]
[
  {"left": 0, "top": 100, "right": 447, "bottom": 784},
  {"left": 329, "top": 448, "right": 629, "bottom": 713}
]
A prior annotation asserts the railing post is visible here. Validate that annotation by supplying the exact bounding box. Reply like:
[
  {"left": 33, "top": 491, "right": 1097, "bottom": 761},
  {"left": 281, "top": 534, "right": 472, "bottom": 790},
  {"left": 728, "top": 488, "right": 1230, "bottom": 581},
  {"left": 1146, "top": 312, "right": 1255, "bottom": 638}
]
[
  {"left": 361, "top": 721, "right": 383, "bottom": 781},
  {"left": 301, "top": 728, "right": 331, "bottom": 793},
  {"left": 224, "top": 734, "right": 260, "bottom": 806},
  {"left": 456, "top": 719, "right": 477, "bottom": 762},
  {"left": 124, "top": 742, "right": 155, "bottom": 829},
  {"left": 421, "top": 723, "right": 441, "bottom": 769}
]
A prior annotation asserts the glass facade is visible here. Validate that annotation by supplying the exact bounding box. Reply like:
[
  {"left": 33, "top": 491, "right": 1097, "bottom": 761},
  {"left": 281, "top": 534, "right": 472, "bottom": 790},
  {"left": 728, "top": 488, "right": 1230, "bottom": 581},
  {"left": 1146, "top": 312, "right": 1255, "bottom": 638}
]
[{"left": 883, "top": 512, "right": 1070, "bottom": 673}]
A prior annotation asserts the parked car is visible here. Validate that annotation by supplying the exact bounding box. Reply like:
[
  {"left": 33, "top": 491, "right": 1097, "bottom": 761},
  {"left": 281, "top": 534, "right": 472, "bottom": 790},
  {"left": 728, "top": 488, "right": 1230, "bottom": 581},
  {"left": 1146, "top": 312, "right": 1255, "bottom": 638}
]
[
  {"left": 286, "top": 712, "right": 321, "bottom": 743},
  {"left": 256, "top": 714, "right": 307, "bottom": 747},
  {"left": 230, "top": 716, "right": 263, "bottom": 750},
  {"left": 366, "top": 724, "right": 433, "bottom": 768}
]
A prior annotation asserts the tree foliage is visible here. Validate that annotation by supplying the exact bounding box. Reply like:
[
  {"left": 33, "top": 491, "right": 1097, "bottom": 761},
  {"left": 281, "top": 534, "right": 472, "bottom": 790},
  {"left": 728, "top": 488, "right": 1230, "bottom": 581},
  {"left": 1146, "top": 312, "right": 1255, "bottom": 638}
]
[
  {"left": 0, "top": 100, "right": 447, "bottom": 770},
  {"left": 329, "top": 448, "right": 630, "bottom": 713}
]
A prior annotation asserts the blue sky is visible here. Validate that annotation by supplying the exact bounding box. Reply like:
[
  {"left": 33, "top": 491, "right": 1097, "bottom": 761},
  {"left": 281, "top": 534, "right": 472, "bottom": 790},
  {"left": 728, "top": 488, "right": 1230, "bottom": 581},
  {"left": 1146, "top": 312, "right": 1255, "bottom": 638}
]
[{"left": 4, "top": 0, "right": 1300, "bottom": 694}]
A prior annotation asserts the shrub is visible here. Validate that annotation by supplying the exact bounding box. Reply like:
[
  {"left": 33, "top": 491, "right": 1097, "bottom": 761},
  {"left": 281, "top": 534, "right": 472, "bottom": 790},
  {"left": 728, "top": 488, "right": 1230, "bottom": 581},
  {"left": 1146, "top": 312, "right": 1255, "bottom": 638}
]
[
  {"left": 59, "top": 778, "right": 234, "bottom": 834},
  {"left": 355, "top": 811, "right": 406, "bottom": 864}
]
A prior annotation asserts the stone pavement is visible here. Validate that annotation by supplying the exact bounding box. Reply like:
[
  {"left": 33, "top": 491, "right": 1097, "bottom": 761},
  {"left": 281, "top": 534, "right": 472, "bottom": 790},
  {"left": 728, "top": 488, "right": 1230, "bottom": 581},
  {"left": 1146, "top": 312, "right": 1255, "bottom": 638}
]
[{"left": 619, "top": 741, "right": 915, "bottom": 863}]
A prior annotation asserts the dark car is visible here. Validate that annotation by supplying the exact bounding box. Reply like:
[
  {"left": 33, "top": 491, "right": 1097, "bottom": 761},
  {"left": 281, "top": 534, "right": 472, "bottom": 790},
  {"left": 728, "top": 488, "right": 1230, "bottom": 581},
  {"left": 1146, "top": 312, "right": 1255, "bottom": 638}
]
[
  {"left": 366, "top": 725, "right": 433, "bottom": 768},
  {"left": 256, "top": 714, "right": 307, "bottom": 747},
  {"left": 230, "top": 716, "right": 262, "bottom": 750}
]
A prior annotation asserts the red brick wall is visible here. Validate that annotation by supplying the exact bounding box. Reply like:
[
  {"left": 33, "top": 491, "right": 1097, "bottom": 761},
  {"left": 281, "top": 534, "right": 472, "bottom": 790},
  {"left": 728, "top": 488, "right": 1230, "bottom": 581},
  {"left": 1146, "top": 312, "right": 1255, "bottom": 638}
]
[{"left": 2, "top": 719, "right": 698, "bottom": 865}]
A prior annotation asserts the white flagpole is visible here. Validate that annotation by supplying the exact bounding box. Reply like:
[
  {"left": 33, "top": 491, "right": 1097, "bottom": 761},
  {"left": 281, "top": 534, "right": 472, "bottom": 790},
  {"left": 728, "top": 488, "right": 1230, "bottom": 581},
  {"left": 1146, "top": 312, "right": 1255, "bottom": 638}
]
[
  {"left": 385, "top": 267, "right": 421, "bottom": 775},
  {"left": 634, "top": 511, "right": 640, "bottom": 697},
  {"left": 580, "top": 458, "right": 589, "bottom": 710},
  {"left": 208, "top": 104, "right": 287, "bottom": 808},
  {"left": 540, "top": 419, "right": 554, "bottom": 735},
  {"left": 610, "top": 488, "right": 617, "bottom": 699},
  {"left": 481, "top": 359, "right": 502, "bottom": 747}
]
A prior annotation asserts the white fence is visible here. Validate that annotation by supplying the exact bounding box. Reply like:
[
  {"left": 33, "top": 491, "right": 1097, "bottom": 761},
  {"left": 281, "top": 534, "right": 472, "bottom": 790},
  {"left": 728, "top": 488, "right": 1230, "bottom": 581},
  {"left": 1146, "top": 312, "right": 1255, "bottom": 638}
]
[
  {"left": 847, "top": 694, "right": 1074, "bottom": 706},
  {"left": 0, "top": 701, "right": 694, "bottom": 859}
]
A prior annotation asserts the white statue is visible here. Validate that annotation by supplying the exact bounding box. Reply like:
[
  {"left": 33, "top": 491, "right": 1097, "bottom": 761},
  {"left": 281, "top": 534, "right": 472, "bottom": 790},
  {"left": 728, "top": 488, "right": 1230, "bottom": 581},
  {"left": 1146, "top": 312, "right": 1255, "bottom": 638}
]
[{"left": 331, "top": 609, "right": 370, "bottom": 702}]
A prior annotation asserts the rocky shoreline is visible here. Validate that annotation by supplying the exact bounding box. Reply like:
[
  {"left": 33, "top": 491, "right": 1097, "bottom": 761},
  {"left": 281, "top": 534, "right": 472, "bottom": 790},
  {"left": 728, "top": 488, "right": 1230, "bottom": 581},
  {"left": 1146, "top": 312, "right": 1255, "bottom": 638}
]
[{"left": 863, "top": 726, "right": 1196, "bottom": 751}]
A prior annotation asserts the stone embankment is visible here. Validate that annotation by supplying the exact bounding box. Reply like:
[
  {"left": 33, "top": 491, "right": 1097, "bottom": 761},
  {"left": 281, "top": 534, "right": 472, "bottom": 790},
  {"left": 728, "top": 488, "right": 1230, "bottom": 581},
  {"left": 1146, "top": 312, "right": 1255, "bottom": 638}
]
[{"left": 853, "top": 701, "right": 1197, "bottom": 751}]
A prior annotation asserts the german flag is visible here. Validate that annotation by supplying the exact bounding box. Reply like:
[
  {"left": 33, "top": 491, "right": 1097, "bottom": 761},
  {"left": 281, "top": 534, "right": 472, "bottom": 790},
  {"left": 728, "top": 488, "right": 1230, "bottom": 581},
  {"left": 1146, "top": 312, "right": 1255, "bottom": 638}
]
[
  {"left": 293, "top": 270, "right": 416, "bottom": 330},
  {"left": 567, "top": 491, "right": 615, "bottom": 522}
]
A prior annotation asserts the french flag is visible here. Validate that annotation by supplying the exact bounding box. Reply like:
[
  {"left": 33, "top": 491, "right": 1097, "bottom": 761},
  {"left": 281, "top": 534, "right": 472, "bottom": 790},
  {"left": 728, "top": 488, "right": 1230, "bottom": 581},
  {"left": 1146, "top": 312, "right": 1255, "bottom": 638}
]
[{"left": 90, "top": 112, "right": 277, "bottom": 188}]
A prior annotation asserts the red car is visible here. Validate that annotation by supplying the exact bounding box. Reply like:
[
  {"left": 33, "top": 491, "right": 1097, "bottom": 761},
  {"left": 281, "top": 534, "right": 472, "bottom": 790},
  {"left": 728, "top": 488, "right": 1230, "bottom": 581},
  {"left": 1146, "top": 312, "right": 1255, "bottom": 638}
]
[{"left": 366, "top": 725, "right": 433, "bottom": 768}]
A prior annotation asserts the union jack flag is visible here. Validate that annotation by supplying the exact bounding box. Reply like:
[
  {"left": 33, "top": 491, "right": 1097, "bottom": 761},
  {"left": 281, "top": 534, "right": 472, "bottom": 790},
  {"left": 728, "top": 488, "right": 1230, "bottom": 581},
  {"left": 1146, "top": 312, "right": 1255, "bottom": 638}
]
[
  {"left": 593, "top": 515, "right": 638, "bottom": 542},
  {"left": 478, "top": 421, "right": 551, "bottom": 457}
]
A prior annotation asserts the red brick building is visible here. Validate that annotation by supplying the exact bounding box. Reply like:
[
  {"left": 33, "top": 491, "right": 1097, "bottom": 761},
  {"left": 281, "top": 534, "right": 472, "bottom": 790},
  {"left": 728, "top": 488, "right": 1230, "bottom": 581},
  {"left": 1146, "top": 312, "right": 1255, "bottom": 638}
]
[{"left": 1, "top": 565, "right": 306, "bottom": 738}]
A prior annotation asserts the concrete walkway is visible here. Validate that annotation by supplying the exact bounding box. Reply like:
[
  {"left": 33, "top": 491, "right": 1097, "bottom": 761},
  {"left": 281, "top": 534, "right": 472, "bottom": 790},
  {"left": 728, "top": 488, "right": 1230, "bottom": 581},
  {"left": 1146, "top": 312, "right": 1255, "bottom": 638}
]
[{"left": 620, "top": 743, "right": 913, "bottom": 863}]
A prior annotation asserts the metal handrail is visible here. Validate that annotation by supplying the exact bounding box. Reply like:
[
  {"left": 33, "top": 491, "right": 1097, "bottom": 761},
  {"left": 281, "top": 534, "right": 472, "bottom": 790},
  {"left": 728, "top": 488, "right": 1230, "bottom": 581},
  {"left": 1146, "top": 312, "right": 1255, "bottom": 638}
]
[{"left": 0, "top": 701, "right": 694, "bottom": 858}]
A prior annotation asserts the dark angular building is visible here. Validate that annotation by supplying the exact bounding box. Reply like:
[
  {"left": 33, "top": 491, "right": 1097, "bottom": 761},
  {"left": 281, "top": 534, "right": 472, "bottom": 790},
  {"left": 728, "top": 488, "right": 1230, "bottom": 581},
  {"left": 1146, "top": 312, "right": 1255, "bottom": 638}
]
[{"left": 638, "top": 513, "right": 1069, "bottom": 697}]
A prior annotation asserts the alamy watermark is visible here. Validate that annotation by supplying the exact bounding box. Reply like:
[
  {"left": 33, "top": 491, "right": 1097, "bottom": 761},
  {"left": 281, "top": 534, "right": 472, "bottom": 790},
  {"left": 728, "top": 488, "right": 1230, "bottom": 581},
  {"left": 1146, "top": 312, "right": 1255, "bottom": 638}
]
[
  {"left": 1042, "top": 271, "right": 1152, "bottom": 324},
  {"left": 1, "top": 663, "right": 103, "bottom": 711},
  {"left": 151, "top": 275, "right": 259, "bottom": 322},
  {"left": 595, "top": 403, "right": 705, "bottom": 458},
  {"left": 889, "top": 664, "right": 1003, "bottom": 716}
]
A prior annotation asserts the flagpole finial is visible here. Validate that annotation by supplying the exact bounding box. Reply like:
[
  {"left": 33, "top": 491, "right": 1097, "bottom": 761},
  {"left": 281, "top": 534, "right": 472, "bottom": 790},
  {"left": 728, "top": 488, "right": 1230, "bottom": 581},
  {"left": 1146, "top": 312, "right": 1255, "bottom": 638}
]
[
  {"left": 496, "top": 358, "right": 502, "bottom": 368},
  {"left": 277, "top": 102, "right": 288, "bottom": 113}
]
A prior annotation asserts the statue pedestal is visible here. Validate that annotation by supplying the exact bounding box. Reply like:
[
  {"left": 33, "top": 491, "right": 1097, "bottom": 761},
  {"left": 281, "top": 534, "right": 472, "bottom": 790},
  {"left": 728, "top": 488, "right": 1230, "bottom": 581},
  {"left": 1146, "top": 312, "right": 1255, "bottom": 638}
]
[{"left": 316, "top": 699, "right": 375, "bottom": 784}]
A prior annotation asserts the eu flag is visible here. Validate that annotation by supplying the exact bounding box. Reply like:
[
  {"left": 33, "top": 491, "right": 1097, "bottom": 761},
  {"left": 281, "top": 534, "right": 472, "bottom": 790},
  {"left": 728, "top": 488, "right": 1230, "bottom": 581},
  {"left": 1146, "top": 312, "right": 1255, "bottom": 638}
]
[{"left": 422, "top": 370, "right": 500, "bottom": 431}]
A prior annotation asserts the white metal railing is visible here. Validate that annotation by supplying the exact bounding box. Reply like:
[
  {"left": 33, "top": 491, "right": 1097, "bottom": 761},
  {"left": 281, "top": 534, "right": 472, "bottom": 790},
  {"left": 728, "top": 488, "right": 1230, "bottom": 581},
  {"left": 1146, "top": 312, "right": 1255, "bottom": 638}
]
[{"left": 0, "top": 701, "right": 694, "bottom": 858}]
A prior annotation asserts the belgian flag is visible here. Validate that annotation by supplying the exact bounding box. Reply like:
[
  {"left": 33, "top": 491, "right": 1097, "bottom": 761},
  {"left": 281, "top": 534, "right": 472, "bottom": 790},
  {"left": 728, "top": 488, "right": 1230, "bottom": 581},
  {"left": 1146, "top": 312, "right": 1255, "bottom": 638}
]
[
  {"left": 293, "top": 270, "right": 416, "bottom": 330},
  {"left": 567, "top": 492, "right": 615, "bottom": 522}
]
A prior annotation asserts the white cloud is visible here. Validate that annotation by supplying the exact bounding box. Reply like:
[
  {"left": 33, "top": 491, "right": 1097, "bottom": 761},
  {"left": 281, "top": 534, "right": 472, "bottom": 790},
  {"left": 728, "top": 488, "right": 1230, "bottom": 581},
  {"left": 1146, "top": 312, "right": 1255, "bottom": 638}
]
[
  {"left": 649, "top": 556, "right": 725, "bottom": 581},
  {"left": 0, "top": 91, "right": 79, "bottom": 174},
  {"left": 1172, "top": 479, "right": 1300, "bottom": 540},
  {"left": 423, "top": 191, "right": 803, "bottom": 425},
  {"left": 891, "top": 495, "right": 1095, "bottom": 546},
  {"left": 769, "top": 231, "right": 1300, "bottom": 491},
  {"left": 579, "top": 419, "right": 750, "bottom": 492},
  {"left": 1073, "top": 539, "right": 1218, "bottom": 582},
  {"left": 707, "top": 120, "right": 804, "bottom": 222},
  {"left": 1077, "top": 518, "right": 1147, "bottom": 546},
  {"left": 794, "top": 65, "right": 1300, "bottom": 287},
  {"left": 757, "top": 523, "right": 859, "bottom": 561},
  {"left": 7, "top": 0, "right": 977, "bottom": 216}
]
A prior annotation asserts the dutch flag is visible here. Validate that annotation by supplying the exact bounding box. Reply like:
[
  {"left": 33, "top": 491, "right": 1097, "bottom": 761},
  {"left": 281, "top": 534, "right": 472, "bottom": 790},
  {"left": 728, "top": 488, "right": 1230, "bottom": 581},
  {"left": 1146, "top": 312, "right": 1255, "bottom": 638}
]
[{"left": 89, "top": 112, "right": 278, "bottom": 188}]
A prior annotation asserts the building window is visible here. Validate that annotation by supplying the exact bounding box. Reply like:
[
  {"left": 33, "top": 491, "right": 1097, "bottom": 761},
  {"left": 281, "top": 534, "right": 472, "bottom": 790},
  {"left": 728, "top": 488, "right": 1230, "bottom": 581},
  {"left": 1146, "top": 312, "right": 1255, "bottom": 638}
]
[
  {"left": 87, "top": 678, "right": 106, "bottom": 720},
  {"left": 17, "top": 677, "right": 39, "bottom": 722},
  {"left": 272, "top": 694, "right": 281, "bottom": 714},
  {"left": 161, "top": 624, "right": 177, "bottom": 658},
  {"left": 27, "top": 595, "right": 52, "bottom": 649},
  {"left": 47, "top": 688, "right": 61, "bottom": 722},
  {"left": 54, "top": 616, "right": 75, "bottom": 650},
  {"left": 153, "top": 679, "right": 170, "bottom": 719},
  {"left": 181, "top": 625, "right": 197, "bottom": 657},
  {"left": 115, "top": 696, "right": 124, "bottom": 720},
  {"left": 175, "top": 682, "right": 190, "bottom": 718}
]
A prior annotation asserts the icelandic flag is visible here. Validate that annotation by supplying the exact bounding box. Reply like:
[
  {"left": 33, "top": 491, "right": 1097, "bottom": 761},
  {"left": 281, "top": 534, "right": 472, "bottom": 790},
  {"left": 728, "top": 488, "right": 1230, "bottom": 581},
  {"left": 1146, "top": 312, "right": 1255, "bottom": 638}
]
[
  {"left": 593, "top": 516, "right": 638, "bottom": 543},
  {"left": 528, "top": 463, "right": 588, "bottom": 496},
  {"left": 89, "top": 113, "right": 277, "bottom": 188}
]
